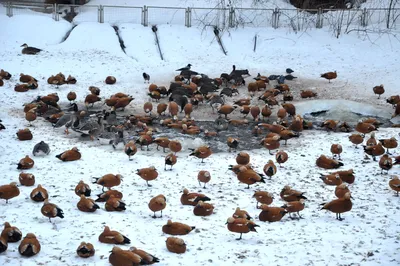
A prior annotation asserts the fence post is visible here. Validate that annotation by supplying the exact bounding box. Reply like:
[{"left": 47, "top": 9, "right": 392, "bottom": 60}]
[
  {"left": 53, "top": 3, "right": 58, "bottom": 21},
  {"left": 361, "top": 8, "right": 368, "bottom": 27},
  {"left": 316, "top": 8, "right": 323, "bottom": 28},
  {"left": 272, "top": 8, "right": 279, "bottom": 29},
  {"left": 185, "top": 7, "right": 189, "bottom": 27},
  {"left": 143, "top": 5, "right": 148, "bottom": 26},
  {"left": 7, "top": 2, "right": 13, "bottom": 17},
  {"left": 98, "top": 5, "right": 104, "bottom": 23},
  {"left": 187, "top": 7, "right": 191, "bottom": 27},
  {"left": 229, "top": 7, "right": 235, "bottom": 28}
]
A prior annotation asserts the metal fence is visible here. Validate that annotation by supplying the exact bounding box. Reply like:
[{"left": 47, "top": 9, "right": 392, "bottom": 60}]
[{"left": 3, "top": 2, "right": 400, "bottom": 33}]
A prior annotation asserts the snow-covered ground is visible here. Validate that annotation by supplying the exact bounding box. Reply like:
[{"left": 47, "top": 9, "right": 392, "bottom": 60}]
[{"left": 0, "top": 1, "right": 399, "bottom": 266}]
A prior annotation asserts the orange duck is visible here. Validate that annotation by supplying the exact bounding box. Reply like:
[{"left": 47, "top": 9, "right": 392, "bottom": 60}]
[
  {"left": 253, "top": 191, "right": 274, "bottom": 208},
  {"left": 1, "top": 222, "right": 22, "bottom": 242},
  {"left": 77, "top": 195, "right": 100, "bottom": 212},
  {"left": 77, "top": 242, "right": 95, "bottom": 258},
  {"left": 335, "top": 184, "right": 350, "bottom": 198},
  {"left": 105, "top": 195, "right": 126, "bottom": 212},
  {"left": 282, "top": 199, "right": 305, "bottom": 219},
  {"left": 92, "top": 174, "right": 123, "bottom": 191},
  {"left": 275, "top": 150, "right": 288, "bottom": 167},
  {"left": 148, "top": 194, "right": 166, "bottom": 218},
  {"left": 0, "top": 182, "right": 20, "bottom": 203},
  {"left": 17, "top": 155, "right": 34, "bottom": 170},
  {"left": 99, "top": 226, "right": 130, "bottom": 244},
  {"left": 75, "top": 180, "right": 91, "bottom": 197},
  {"left": 18, "top": 233, "right": 40, "bottom": 257},
  {"left": 316, "top": 155, "right": 343, "bottom": 169},
  {"left": 180, "top": 188, "right": 211, "bottom": 206},
  {"left": 189, "top": 145, "right": 212, "bottom": 163},
  {"left": 162, "top": 220, "right": 195, "bottom": 235},
  {"left": 320, "top": 192, "right": 352, "bottom": 221},
  {"left": 30, "top": 184, "right": 48, "bottom": 202},
  {"left": 55, "top": 147, "right": 81, "bottom": 161},
  {"left": 258, "top": 205, "right": 287, "bottom": 222},
  {"left": 41, "top": 199, "right": 64, "bottom": 222},
  {"left": 166, "top": 237, "right": 186, "bottom": 254},
  {"left": 236, "top": 166, "right": 266, "bottom": 189},
  {"left": 389, "top": 176, "right": 400, "bottom": 196},
  {"left": 226, "top": 217, "right": 259, "bottom": 240},
  {"left": 136, "top": 166, "right": 158, "bottom": 186},
  {"left": 197, "top": 170, "right": 211, "bottom": 188},
  {"left": 193, "top": 201, "right": 214, "bottom": 216},
  {"left": 280, "top": 186, "right": 307, "bottom": 202}
]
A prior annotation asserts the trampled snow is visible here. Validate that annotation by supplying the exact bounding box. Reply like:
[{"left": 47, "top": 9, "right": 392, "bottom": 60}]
[{"left": 0, "top": 1, "right": 399, "bottom": 266}]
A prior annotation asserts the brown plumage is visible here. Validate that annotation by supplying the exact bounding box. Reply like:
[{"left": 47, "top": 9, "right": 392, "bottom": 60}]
[
  {"left": 162, "top": 220, "right": 195, "bottom": 235},
  {"left": 184, "top": 103, "right": 193, "bottom": 118},
  {"left": 105, "top": 195, "right": 126, "bottom": 212},
  {"left": 279, "top": 129, "right": 299, "bottom": 145},
  {"left": 330, "top": 144, "right": 343, "bottom": 160},
  {"left": 282, "top": 199, "right": 305, "bottom": 219},
  {"left": 379, "top": 137, "right": 398, "bottom": 154},
  {"left": 316, "top": 155, "right": 344, "bottom": 169},
  {"left": 14, "top": 83, "right": 35, "bottom": 92},
  {"left": 320, "top": 71, "right": 337, "bottom": 82},
  {"left": 189, "top": 145, "right": 212, "bottom": 163},
  {"left": 77, "top": 195, "right": 100, "bottom": 213},
  {"left": 95, "top": 190, "right": 123, "bottom": 202},
  {"left": 236, "top": 152, "right": 250, "bottom": 165},
  {"left": 258, "top": 123, "right": 286, "bottom": 133},
  {"left": 258, "top": 205, "right": 288, "bottom": 222},
  {"left": 143, "top": 102, "right": 153, "bottom": 115},
  {"left": 136, "top": 166, "right": 158, "bottom": 186},
  {"left": 0, "top": 236, "right": 7, "bottom": 253},
  {"left": 84, "top": 94, "right": 102, "bottom": 109},
  {"left": 277, "top": 107, "right": 287, "bottom": 121},
  {"left": 320, "top": 173, "right": 343, "bottom": 186},
  {"left": 0, "top": 69, "right": 11, "bottom": 80},
  {"left": 281, "top": 103, "right": 296, "bottom": 116},
  {"left": 197, "top": 170, "right": 211, "bottom": 188},
  {"left": 321, "top": 192, "right": 352, "bottom": 220},
  {"left": 105, "top": 76, "right": 116, "bottom": 84},
  {"left": 193, "top": 200, "right": 214, "bottom": 216},
  {"left": 20, "top": 73, "right": 37, "bottom": 83},
  {"left": 67, "top": 91, "right": 77, "bottom": 103},
  {"left": 166, "top": 237, "right": 186, "bottom": 254},
  {"left": 236, "top": 166, "right": 266, "bottom": 189},
  {"left": 253, "top": 191, "right": 273, "bottom": 208},
  {"left": 250, "top": 106, "right": 260, "bottom": 121},
  {"left": 379, "top": 154, "right": 392, "bottom": 174},
  {"left": 234, "top": 98, "right": 251, "bottom": 106},
  {"left": 180, "top": 188, "right": 211, "bottom": 206},
  {"left": 366, "top": 132, "right": 377, "bottom": 146},
  {"left": 19, "top": 172, "right": 35, "bottom": 186},
  {"left": 130, "top": 247, "right": 160, "bottom": 264},
  {"left": 240, "top": 105, "right": 250, "bottom": 117},
  {"left": 55, "top": 147, "right": 81, "bottom": 161},
  {"left": 136, "top": 134, "right": 153, "bottom": 151},
  {"left": 124, "top": 140, "right": 137, "bottom": 161},
  {"left": 217, "top": 104, "right": 237, "bottom": 118},
  {"left": 16, "top": 128, "right": 33, "bottom": 141},
  {"left": 77, "top": 242, "right": 95, "bottom": 258},
  {"left": 373, "top": 84, "right": 384, "bottom": 98},
  {"left": 349, "top": 133, "right": 364, "bottom": 148},
  {"left": 168, "top": 101, "right": 179, "bottom": 117},
  {"left": 363, "top": 143, "right": 385, "bottom": 161},
  {"left": 227, "top": 137, "right": 239, "bottom": 152},
  {"left": 300, "top": 90, "right": 317, "bottom": 98},
  {"left": 41, "top": 199, "right": 64, "bottom": 222},
  {"left": 18, "top": 233, "right": 40, "bottom": 257},
  {"left": 386, "top": 95, "right": 400, "bottom": 107},
  {"left": 165, "top": 153, "right": 177, "bottom": 171},
  {"left": 233, "top": 207, "right": 252, "bottom": 220},
  {"left": 260, "top": 135, "right": 280, "bottom": 155},
  {"left": 321, "top": 119, "right": 338, "bottom": 131},
  {"left": 99, "top": 226, "right": 130, "bottom": 245},
  {"left": 0, "top": 182, "right": 20, "bottom": 203},
  {"left": 263, "top": 160, "right": 277, "bottom": 179},
  {"left": 330, "top": 169, "right": 355, "bottom": 184},
  {"left": 280, "top": 186, "right": 307, "bottom": 202},
  {"left": 75, "top": 180, "right": 91, "bottom": 197},
  {"left": 389, "top": 176, "right": 400, "bottom": 196},
  {"left": 149, "top": 194, "right": 166, "bottom": 218},
  {"left": 156, "top": 103, "right": 168, "bottom": 116},
  {"left": 261, "top": 105, "right": 272, "bottom": 120},
  {"left": 226, "top": 217, "right": 259, "bottom": 240},
  {"left": 393, "top": 103, "right": 400, "bottom": 118},
  {"left": 92, "top": 174, "right": 123, "bottom": 191},
  {"left": 111, "top": 96, "right": 134, "bottom": 111},
  {"left": 154, "top": 137, "right": 170, "bottom": 152},
  {"left": 1, "top": 222, "right": 22, "bottom": 242},
  {"left": 109, "top": 246, "right": 142, "bottom": 266},
  {"left": 356, "top": 122, "right": 376, "bottom": 136},
  {"left": 17, "top": 155, "right": 34, "bottom": 170},
  {"left": 335, "top": 183, "right": 350, "bottom": 198},
  {"left": 30, "top": 184, "right": 48, "bottom": 202},
  {"left": 275, "top": 150, "right": 288, "bottom": 167}
]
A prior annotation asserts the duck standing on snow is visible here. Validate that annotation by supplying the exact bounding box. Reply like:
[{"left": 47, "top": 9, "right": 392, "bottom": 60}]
[{"left": 21, "top": 43, "right": 42, "bottom": 55}]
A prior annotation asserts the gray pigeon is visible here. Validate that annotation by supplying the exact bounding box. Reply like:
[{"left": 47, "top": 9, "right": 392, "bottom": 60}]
[{"left": 32, "top": 141, "right": 50, "bottom": 156}]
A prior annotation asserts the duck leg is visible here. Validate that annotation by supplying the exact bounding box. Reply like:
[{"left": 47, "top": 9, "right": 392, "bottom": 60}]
[{"left": 236, "top": 233, "right": 242, "bottom": 240}]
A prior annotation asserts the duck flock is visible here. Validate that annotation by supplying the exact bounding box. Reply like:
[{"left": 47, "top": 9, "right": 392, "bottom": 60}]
[{"left": 0, "top": 44, "right": 399, "bottom": 265}]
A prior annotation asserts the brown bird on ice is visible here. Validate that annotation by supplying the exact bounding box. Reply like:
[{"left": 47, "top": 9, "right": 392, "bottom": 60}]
[
  {"left": 330, "top": 144, "right": 343, "bottom": 160},
  {"left": 109, "top": 246, "right": 143, "bottom": 265},
  {"left": 258, "top": 205, "right": 288, "bottom": 222},
  {"left": 17, "top": 155, "right": 34, "bottom": 170},
  {"left": 41, "top": 199, "right": 64, "bottom": 222},
  {"left": 320, "top": 192, "right": 352, "bottom": 221},
  {"left": 30, "top": 184, "right": 48, "bottom": 202},
  {"left": 180, "top": 188, "right": 211, "bottom": 206},
  {"left": 348, "top": 133, "right": 364, "bottom": 148},
  {"left": 331, "top": 169, "right": 355, "bottom": 184},
  {"left": 165, "top": 153, "right": 177, "bottom": 170},
  {"left": 77, "top": 195, "right": 100, "bottom": 213},
  {"left": 18, "top": 233, "right": 40, "bottom": 257},
  {"left": 95, "top": 190, "right": 123, "bottom": 202},
  {"left": 227, "top": 137, "right": 239, "bottom": 152},
  {"left": 197, "top": 170, "right": 211, "bottom": 188},
  {"left": 232, "top": 207, "right": 252, "bottom": 220},
  {"left": 379, "top": 154, "right": 392, "bottom": 174},
  {"left": 263, "top": 160, "right": 277, "bottom": 179},
  {"left": 282, "top": 199, "right": 305, "bottom": 219},
  {"left": 77, "top": 242, "right": 95, "bottom": 258},
  {"left": 1, "top": 222, "right": 22, "bottom": 242},
  {"left": 166, "top": 237, "right": 186, "bottom": 254},
  {"left": 189, "top": 145, "right": 212, "bottom": 163},
  {"left": 136, "top": 166, "right": 158, "bottom": 186},
  {"left": 99, "top": 226, "right": 130, "bottom": 245},
  {"left": 92, "top": 174, "right": 123, "bottom": 191},
  {"left": 363, "top": 143, "right": 385, "bottom": 161},
  {"left": 389, "top": 176, "right": 400, "bottom": 196},
  {"left": 253, "top": 191, "right": 274, "bottom": 208},
  {"left": 75, "top": 180, "right": 91, "bottom": 197},
  {"left": 226, "top": 217, "right": 259, "bottom": 240},
  {"left": 320, "top": 71, "right": 337, "bottom": 83},
  {"left": 148, "top": 194, "right": 166, "bottom": 218},
  {"left": 319, "top": 173, "right": 342, "bottom": 186},
  {"left": 280, "top": 185, "right": 307, "bottom": 202},
  {"left": 0, "top": 236, "right": 6, "bottom": 254},
  {"left": 129, "top": 247, "right": 160, "bottom": 264},
  {"left": 193, "top": 200, "right": 214, "bottom": 216},
  {"left": 236, "top": 152, "right": 250, "bottom": 165},
  {"left": 275, "top": 150, "right": 288, "bottom": 167},
  {"left": 55, "top": 147, "right": 81, "bottom": 161},
  {"left": 335, "top": 183, "right": 350, "bottom": 199},
  {"left": 162, "top": 220, "right": 195, "bottom": 235},
  {"left": 379, "top": 137, "right": 398, "bottom": 154},
  {"left": 0, "top": 182, "right": 20, "bottom": 203},
  {"left": 124, "top": 140, "right": 137, "bottom": 160},
  {"left": 316, "top": 155, "right": 343, "bottom": 169},
  {"left": 373, "top": 84, "right": 384, "bottom": 99},
  {"left": 236, "top": 166, "right": 266, "bottom": 189},
  {"left": 105, "top": 195, "right": 126, "bottom": 212}
]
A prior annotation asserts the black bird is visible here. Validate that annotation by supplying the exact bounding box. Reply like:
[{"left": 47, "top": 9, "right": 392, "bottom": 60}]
[
  {"left": 285, "top": 75, "right": 297, "bottom": 80},
  {"left": 21, "top": 43, "right": 42, "bottom": 55},
  {"left": 176, "top": 64, "right": 192, "bottom": 71},
  {"left": 142, "top": 72, "right": 150, "bottom": 83},
  {"left": 286, "top": 68, "right": 294, "bottom": 74},
  {"left": 268, "top": 75, "right": 280, "bottom": 80},
  {"left": 0, "top": 120, "right": 5, "bottom": 130},
  {"left": 32, "top": 141, "right": 51, "bottom": 156},
  {"left": 277, "top": 75, "right": 286, "bottom": 84}
]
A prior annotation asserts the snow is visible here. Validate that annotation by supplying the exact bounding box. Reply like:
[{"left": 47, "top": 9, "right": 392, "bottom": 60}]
[{"left": 0, "top": 0, "right": 400, "bottom": 266}]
